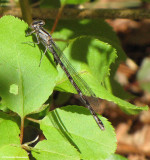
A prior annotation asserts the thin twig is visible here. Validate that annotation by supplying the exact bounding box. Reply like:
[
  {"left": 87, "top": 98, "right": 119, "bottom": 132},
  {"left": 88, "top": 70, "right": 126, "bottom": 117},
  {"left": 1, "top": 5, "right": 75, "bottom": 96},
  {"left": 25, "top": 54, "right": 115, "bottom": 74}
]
[
  {"left": 1, "top": 7, "right": 150, "bottom": 19},
  {"left": 50, "top": 5, "right": 65, "bottom": 34},
  {"left": 26, "top": 117, "right": 40, "bottom": 123}
]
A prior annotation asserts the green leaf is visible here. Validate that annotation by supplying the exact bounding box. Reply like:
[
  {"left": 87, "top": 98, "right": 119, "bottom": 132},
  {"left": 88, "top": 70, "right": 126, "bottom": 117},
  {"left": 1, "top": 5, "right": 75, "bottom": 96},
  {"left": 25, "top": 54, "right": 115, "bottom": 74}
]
[
  {"left": 32, "top": 105, "right": 117, "bottom": 160},
  {"left": 94, "top": 85, "right": 148, "bottom": 114},
  {"left": 55, "top": 37, "right": 117, "bottom": 93},
  {"left": 47, "top": 18, "right": 130, "bottom": 99},
  {"left": 105, "top": 75, "right": 133, "bottom": 100},
  {"left": 0, "top": 112, "right": 27, "bottom": 159},
  {"left": 32, "top": 106, "right": 81, "bottom": 159},
  {"left": 106, "top": 154, "right": 128, "bottom": 160},
  {"left": 137, "top": 58, "right": 150, "bottom": 92},
  {"left": 29, "top": 104, "right": 49, "bottom": 114},
  {"left": 0, "top": 145, "right": 28, "bottom": 160},
  {"left": 0, "top": 15, "right": 58, "bottom": 117},
  {"left": 51, "top": 19, "right": 123, "bottom": 52},
  {"left": 32, "top": 140, "right": 80, "bottom": 160},
  {"left": 53, "top": 37, "right": 148, "bottom": 114},
  {"left": 0, "top": 112, "right": 20, "bottom": 147}
]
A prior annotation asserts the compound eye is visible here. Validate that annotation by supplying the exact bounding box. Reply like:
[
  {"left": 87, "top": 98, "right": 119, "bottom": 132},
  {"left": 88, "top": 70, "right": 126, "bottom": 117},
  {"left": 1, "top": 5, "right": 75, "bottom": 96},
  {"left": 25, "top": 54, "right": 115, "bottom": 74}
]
[
  {"left": 30, "top": 20, "right": 45, "bottom": 28},
  {"left": 39, "top": 20, "right": 45, "bottom": 26}
]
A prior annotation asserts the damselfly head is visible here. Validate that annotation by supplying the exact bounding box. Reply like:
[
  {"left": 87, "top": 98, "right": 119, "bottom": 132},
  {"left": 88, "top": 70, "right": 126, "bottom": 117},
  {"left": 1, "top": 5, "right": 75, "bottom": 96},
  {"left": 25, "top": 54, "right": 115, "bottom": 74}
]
[{"left": 30, "top": 20, "right": 45, "bottom": 29}]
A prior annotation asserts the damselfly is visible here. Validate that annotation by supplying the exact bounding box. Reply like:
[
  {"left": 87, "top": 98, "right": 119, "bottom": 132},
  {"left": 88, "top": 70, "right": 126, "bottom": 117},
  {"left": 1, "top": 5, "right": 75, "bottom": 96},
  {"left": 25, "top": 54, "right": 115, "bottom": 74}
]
[{"left": 27, "top": 20, "right": 105, "bottom": 130}]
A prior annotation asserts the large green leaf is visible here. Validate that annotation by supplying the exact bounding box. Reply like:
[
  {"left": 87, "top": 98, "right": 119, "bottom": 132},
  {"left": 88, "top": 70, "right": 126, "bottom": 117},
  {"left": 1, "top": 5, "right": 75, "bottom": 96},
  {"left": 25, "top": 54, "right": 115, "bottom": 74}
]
[
  {"left": 32, "top": 106, "right": 116, "bottom": 160},
  {"left": 52, "top": 37, "right": 148, "bottom": 114},
  {"left": 47, "top": 18, "right": 131, "bottom": 99},
  {"left": 55, "top": 37, "right": 117, "bottom": 88},
  {"left": 0, "top": 16, "right": 58, "bottom": 117}
]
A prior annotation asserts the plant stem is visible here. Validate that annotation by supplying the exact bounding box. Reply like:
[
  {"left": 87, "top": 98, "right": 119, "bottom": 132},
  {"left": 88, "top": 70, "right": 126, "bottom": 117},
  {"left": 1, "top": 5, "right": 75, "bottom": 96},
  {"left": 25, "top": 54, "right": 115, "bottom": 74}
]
[
  {"left": 50, "top": 5, "right": 65, "bottom": 34},
  {"left": 19, "top": 0, "right": 32, "bottom": 24},
  {"left": 2, "top": 8, "right": 150, "bottom": 19},
  {"left": 20, "top": 117, "right": 24, "bottom": 144},
  {"left": 26, "top": 117, "right": 40, "bottom": 123}
]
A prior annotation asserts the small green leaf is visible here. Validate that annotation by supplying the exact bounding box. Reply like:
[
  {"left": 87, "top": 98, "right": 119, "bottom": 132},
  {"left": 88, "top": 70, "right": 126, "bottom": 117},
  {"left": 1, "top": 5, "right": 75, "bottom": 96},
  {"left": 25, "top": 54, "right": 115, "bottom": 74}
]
[
  {"left": 0, "top": 16, "right": 58, "bottom": 117},
  {"left": 34, "top": 105, "right": 117, "bottom": 160}
]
